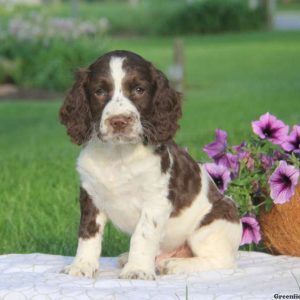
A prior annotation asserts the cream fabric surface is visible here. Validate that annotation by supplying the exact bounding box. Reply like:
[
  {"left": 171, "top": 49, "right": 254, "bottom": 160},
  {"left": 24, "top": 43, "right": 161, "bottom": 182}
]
[{"left": 0, "top": 251, "right": 300, "bottom": 300}]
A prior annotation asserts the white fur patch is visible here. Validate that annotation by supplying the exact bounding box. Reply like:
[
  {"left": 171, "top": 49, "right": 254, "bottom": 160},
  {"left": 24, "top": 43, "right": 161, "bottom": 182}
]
[
  {"left": 110, "top": 56, "right": 125, "bottom": 94},
  {"left": 61, "top": 212, "right": 107, "bottom": 278},
  {"left": 78, "top": 138, "right": 171, "bottom": 235},
  {"left": 99, "top": 56, "right": 143, "bottom": 143},
  {"left": 158, "top": 219, "right": 242, "bottom": 275},
  {"left": 160, "top": 165, "right": 212, "bottom": 252}
]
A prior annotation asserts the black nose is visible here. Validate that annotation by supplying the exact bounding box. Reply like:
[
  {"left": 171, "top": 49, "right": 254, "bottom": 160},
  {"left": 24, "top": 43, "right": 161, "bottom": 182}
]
[{"left": 108, "top": 115, "right": 134, "bottom": 131}]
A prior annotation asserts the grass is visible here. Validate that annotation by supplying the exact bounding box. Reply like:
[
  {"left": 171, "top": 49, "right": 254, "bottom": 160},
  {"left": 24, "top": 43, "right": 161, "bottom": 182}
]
[
  {"left": 1, "top": 31, "right": 300, "bottom": 256},
  {"left": 278, "top": 0, "right": 300, "bottom": 11}
]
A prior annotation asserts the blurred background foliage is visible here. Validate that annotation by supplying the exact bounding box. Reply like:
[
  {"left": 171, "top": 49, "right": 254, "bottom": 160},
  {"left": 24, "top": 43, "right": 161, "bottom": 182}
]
[{"left": 0, "top": 0, "right": 268, "bottom": 91}]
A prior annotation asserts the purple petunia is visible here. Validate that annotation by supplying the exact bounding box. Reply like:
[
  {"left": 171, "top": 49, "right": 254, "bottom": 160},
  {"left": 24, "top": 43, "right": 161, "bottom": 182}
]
[
  {"left": 204, "top": 163, "right": 231, "bottom": 193},
  {"left": 203, "top": 129, "right": 239, "bottom": 176},
  {"left": 269, "top": 161, "right": 300, "bottom": 204},
  {"left": 251, "top": 112, "right": 289, "bottom": 145},
  {"left": 203, "top": 129, "right": 227, "bottom": 160},
  {"left": 240, "top": 215, "right": 261, "bottom": 246},
  {"left": 232, "top": 141, "right": 246, "bottom": 155},
  {"left": 260, "top": 154, "right": 273, "bottom": 170},
  {"left": 282, "top": 125, "right": 300, "bottom": 154},
  {"left": 218, "top": 152, "right": 239, "bottom": 175}
]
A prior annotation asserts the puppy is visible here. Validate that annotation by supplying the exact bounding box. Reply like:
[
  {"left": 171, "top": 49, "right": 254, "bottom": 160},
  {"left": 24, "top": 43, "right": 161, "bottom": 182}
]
[{"left": 60, "top": 50, "right": 242, "bottom": 280}]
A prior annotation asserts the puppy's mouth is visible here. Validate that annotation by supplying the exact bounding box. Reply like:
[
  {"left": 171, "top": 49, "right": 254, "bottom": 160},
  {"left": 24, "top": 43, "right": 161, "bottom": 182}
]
[
  {"left": 97, "top": 131, "right": 143, "bottom": 144},
  {"left": 97, "top": 115, "right": 144, "bottom": 144}
]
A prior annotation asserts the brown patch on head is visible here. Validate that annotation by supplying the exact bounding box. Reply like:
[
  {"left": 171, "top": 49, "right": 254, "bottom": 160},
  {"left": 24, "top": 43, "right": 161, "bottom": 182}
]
[
  {"left": 59, "top": 52, "right": 114, "bottom": 145},
  {"left": 79, "top": 188, "right": 100, "bottom": 239},
  {"left": 118, "top": 51, "right": 182, "bottom": 144},
  {"left": 167, "top": 142, "right": 201, "bottom": 217},
  {"left": 200, "top": 181, "right": 240, "bottom": 227},
  {"left": 86, "top": 55, "right": 113, "bottom": 120}
]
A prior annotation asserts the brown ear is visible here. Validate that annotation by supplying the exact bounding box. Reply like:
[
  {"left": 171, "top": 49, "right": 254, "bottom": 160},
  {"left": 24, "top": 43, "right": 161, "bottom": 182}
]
[
  {"left": 148, "top": 68, "right": 182, "bottom": 143},
  {"left": 59, "top": 69, "right": 92, "bottom": 145}
]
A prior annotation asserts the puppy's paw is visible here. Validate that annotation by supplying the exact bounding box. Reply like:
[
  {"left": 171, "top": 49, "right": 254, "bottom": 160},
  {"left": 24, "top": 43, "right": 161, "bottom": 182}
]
[
  {"left": 119, "top": 264, "right": 156, "bottom": 280},
  {"left": 117, "top": 252, "right": 129, "bottom": 268},
  {"left": 157, "top": 258, "right": 188, "bottom": 275},
  {"left": 61, "top": 260, "right": 99, "bottom": 278}
]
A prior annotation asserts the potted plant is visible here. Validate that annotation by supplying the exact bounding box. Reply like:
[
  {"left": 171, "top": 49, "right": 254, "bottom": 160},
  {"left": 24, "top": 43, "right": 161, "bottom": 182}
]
[{"left": 203, "top": 112, "right": 300, "bottom": 255}]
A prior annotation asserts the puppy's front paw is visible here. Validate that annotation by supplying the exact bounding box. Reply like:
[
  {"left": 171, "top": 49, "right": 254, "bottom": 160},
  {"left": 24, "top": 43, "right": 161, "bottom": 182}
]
[
  {"left": 61, "top": 260, "right": 99, "bottom": 278},
  {"left": 117, "top": 252, "right": 129, "bottom": 268},
  {"left": 119, "top": 264, "right": 156, "bottom": 280},
  {"left": 157, "top": 258, "right": 187, "bottom": 275}
]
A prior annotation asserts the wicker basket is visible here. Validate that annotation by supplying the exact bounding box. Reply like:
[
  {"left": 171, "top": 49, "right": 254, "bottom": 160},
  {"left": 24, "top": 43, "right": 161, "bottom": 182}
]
[{"left": 259, "top": 183, "right": 300, "bottom": 256}]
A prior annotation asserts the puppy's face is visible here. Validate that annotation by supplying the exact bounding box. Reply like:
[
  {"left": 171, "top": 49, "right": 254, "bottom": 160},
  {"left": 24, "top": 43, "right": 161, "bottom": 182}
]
[
  {"left": 60, "top": 50, "right": 182, "bottom": 146},
  {"left": 87, "top": 54, "right": 155, "bottom": 144}
]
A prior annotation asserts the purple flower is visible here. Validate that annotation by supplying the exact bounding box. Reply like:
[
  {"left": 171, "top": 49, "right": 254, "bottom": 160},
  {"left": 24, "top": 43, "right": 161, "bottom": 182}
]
[
  {"left": 282, "top": 125, "right": 300, "bottom": 154},
  {"left": 251, "top": 112, "right": 289, "bottom": 145},
  {"left": 260, "top": 154, "right": 273, "bottom": 170},
  {"left": 218, "top": 153, "right": 240, "bottom": 177},
  {"left": 203, "top": 129, "right": 227, "bottom": 160},
  {"left": 269, "top": 161, "right": 300, "bottom": 204},
  {"left": 203, "top": 129, "right": 239, "bottom": 176},
  {"left": 240, "top": 215, "right": 261, "bottom": 246},
  {"left": 204, "top": 163, "right": 231, "bottom": 193},
  {"left": 232, "top": 141, "right": 246, "bottom": 154}
]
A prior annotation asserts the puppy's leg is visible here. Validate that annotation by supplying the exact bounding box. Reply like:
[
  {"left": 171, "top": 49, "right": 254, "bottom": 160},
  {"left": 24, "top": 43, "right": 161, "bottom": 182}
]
[
  {"left": 61, "top": 188, "right": 107, "bottom": 278},
  {"left": 158, "top": 219, "right": 242, "bottom": 275},
  {"left": 118, "top": 252, "right": 129, "bottom": 268},
  {"left": 119, "top": 202, "right": 171, "bottom": 280}
]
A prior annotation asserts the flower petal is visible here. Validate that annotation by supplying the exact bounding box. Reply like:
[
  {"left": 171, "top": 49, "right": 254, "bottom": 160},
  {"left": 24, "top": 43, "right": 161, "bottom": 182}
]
[
  {"left": 269, "top": 161, "right": 300, "bottom": 204},
  {"left": 203, "top": 129, "right": 227, "bottom": 159},
  {"left": 204, "top": 163, "right": 231, "bottom": 193},
  {"left": 240, "top": 215, "right": 261, "bottom": 245},
  {"left": 251, "top": 120, "right": 266, "bottom": 139},
  {"left": 251, "top": 112, "right": 289, "bottom": 144}
]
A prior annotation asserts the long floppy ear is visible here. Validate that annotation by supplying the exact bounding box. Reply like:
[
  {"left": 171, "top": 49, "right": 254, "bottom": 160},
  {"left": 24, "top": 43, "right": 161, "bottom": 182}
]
[
  {"left": 59, "top": 69, "right": 92, "bottom": 145},
  {"left": 149, "top": 67, "right": 182, "bottom": 143}
]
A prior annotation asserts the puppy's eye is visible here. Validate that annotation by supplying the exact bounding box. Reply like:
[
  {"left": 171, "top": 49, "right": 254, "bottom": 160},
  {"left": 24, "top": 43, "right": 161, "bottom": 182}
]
[
  {"left": 95, "top": 88, "right": 107, "bottom": 97},
  {"left": 134, "top": 86, "right": 145, "bottom": 95}
]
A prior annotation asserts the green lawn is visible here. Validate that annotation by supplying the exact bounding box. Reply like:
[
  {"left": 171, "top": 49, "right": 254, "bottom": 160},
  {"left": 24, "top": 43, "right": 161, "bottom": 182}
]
[
  {"left": 1, "top": 31, "right": 300, "bottom": 256},
  {"left": 278, "top": 1, "right": 300, "bottom": 11}
]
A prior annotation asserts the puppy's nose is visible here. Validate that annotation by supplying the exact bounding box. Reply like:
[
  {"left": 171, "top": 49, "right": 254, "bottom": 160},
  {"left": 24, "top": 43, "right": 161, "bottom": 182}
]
[{"left": 108, "top": 115, "right": 133, "bottom": 131}]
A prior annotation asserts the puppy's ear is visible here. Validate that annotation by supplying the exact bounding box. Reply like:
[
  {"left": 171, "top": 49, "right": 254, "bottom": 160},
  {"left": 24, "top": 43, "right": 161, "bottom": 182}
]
[
  {"left": 149, "top": 67, "right": 182, "bottom": 143},
  {"left": 59, "top": 69, "right": 92, "bottom": 145}
]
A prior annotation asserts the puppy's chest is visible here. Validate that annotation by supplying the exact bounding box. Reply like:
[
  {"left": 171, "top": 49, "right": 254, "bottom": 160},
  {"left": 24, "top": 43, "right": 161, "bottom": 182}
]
[{"left": 77, "top": 143, "right": 169, "bottom": 233}]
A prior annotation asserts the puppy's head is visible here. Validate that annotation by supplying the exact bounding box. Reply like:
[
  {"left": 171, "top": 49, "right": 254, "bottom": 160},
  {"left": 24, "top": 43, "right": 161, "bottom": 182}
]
[{"left": 59, "top": 50, "right": 182, "bottom": 145}]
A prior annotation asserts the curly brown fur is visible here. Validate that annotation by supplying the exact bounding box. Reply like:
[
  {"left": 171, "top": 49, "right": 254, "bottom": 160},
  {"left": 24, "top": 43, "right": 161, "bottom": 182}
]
[
  {"left": 146, "top": 68, "right": 182, "bottom": 144},
  {"left": 59, "top": 69, "right": 92, "bottom": 145}
]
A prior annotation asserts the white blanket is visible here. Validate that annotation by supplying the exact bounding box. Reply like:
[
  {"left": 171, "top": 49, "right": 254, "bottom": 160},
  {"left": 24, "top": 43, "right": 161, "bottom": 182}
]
[{"left": 0, "top": 251, "right": 299, "bottom": 300}]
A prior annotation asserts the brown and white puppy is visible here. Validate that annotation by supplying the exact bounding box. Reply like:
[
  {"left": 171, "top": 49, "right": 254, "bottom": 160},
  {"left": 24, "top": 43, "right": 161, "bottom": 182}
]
[{"left": 60, "top": 50, "right": 242, "bottom": 280}]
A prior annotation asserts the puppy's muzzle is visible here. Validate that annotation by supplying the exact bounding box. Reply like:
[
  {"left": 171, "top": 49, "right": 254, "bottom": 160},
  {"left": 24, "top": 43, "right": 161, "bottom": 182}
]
[{"left": 107, "top": 114, "right": 134, "bottom": 134}]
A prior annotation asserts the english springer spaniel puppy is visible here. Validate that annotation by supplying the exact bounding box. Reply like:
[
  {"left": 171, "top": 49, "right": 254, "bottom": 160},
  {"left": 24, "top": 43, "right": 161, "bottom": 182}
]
[{"left": 60, "top": 50, "right": 242, "bottom": 280}]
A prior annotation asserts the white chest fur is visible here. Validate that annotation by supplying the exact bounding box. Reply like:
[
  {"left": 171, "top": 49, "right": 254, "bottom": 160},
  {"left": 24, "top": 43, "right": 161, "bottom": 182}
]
[{"left": 77, "top": 138, "right": 170, "bottom": 235}]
